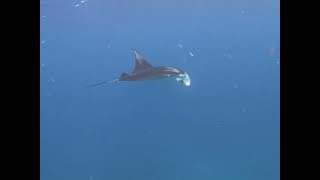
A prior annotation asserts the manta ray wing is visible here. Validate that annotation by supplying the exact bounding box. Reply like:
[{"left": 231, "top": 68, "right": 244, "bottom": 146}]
[{"left": 132, "top": 50, "right": 153, "bottom": 73}]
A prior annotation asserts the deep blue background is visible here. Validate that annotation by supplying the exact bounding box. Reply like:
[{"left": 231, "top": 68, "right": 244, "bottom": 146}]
[{"left": 41, "top": 0, "right": 280, "bottom": 179}]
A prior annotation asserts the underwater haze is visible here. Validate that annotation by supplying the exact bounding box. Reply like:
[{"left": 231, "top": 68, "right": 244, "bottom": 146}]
[{"left": 40, "top": 0, "right": 280, "bottom": 180}]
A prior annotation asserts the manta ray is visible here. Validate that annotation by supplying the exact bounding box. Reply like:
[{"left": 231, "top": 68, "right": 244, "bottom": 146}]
[{"left": 86, "top": 50, "right": 191, "bottom": 87}]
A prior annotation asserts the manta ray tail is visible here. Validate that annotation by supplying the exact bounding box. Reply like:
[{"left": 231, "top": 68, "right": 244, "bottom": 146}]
[{"left": 85, "top": 79, "right": 119, "bottom": 88}]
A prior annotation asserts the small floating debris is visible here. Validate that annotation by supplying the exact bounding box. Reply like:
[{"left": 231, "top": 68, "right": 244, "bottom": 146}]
[
  {"left": 74, "top": 0, "right": 88, "bottom": 7},
  {"left": 223, "top": 53, "right": 233, "bottom": 60},
  {"left": 48, "top": 78, "right": 55, "bottom": 83},
  {"left": 233, "top": 83, "right": 239, "bottom": 89},
  {"left": 241, "top": 108, "right": 247, "bottom": 113},
  {"left": 41, "top": 15, "right": 46, "bottom": 18},
  {"left": 241, "top": 9, "right": 247, "bottom": 15},
  {"left": 145, "top": 129, "right": 153, "bottom": 135},
  {"left": 41, "top": 63, "right": 45, "bottom": 68},
  {"left": 41, "top": 40, "right": 46, "bottom": 45},
  {"left": 177, "top": 44, "right": 183, "bottom": 49},
  {"left": 189, "top": 52, "right": 194, "bottom": 57},
  {"left": 107, "top": 42, "right": 111, "bottom": 49}
]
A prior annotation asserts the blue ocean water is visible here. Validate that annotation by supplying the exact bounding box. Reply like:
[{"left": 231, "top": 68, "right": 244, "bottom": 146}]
[{"left": 40, "top": 0, "right": 280, "bottom": 179}]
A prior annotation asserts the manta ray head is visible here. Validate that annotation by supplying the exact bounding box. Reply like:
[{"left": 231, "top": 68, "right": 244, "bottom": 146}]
[{"left": 176, "top": 72, "right": 191, "bottom": 86}]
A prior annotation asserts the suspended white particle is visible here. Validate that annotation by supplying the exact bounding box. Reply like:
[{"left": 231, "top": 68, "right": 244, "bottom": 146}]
[
  {"left": 241, "top": 9, "right": 247, "bottom": 15},
  {"left": 107, "top": 42, "right": 111, "bottom": 49},
  {"left": 233, "top": 83, "right": 239, "bottom": 89}
]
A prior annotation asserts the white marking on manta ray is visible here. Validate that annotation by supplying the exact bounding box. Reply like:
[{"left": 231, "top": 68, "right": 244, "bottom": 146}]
[
  {"left": 176, "top": 73, "right": 191, "bottom": 86},
  {"left": 165, "top": 67, "right": 180, "bottom": 73}
]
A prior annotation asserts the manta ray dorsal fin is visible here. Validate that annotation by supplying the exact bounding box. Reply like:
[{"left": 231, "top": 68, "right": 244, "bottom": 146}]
[{"left": 132, "top": 50, "right": 153, "bottom": 73}]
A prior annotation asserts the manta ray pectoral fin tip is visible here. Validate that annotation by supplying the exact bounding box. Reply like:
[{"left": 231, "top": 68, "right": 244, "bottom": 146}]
[{"left": 130, "top": 48, "right": 139, "bottom": 54}]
